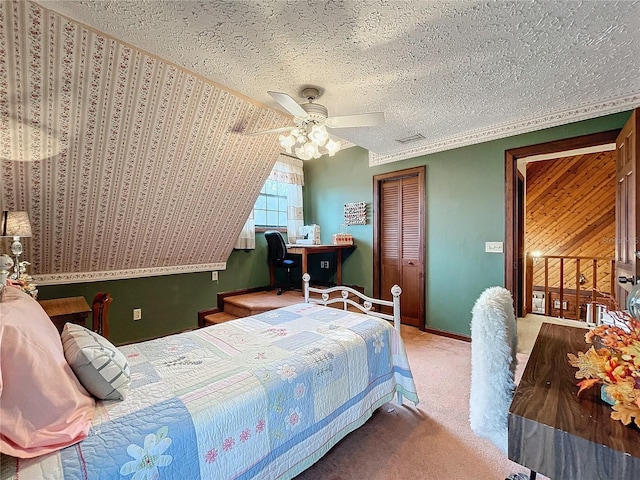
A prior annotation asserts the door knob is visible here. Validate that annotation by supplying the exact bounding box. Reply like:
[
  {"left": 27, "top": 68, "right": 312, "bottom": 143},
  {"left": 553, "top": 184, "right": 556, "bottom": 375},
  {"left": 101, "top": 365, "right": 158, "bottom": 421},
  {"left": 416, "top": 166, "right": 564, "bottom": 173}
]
[
  {"left": 619, "top": 276, "right": 636, "bottom": 285},
  {"left": 407, "top": 261, "right": 414, "bottom": 265}
]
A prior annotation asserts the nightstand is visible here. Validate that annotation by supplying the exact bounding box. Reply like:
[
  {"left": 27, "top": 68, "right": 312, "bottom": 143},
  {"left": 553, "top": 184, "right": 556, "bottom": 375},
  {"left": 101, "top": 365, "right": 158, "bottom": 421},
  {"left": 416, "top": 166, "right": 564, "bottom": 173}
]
[{"left": 38, "top": 296, "right": 91, "bottom": 334}]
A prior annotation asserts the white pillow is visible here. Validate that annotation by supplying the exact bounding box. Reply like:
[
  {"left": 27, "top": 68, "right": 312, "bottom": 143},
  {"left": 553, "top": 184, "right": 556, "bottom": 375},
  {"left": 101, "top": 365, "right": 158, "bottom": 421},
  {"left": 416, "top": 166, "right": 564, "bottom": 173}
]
[{"left": 61, "top": 323, "right": 131, "bottom": 401}]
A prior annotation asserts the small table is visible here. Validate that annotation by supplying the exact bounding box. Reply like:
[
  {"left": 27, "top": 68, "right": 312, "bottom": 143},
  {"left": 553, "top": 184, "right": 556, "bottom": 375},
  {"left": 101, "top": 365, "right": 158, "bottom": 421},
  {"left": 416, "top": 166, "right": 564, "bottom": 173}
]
[
  {"left": 39, "top": 296, "right": 91, "bottom": 334},
  {"left": 286, "top": 244, "right": 355, "bottom": 286},
  {"left": 508, "top": 322, "right": 640, "bottom": 479}
]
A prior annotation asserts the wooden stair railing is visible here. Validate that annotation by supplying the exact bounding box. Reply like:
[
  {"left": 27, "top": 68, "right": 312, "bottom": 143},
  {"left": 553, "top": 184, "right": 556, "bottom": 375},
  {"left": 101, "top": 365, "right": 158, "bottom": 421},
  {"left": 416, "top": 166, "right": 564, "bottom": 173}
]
[{"left": 525, "top": 254, "right": 615, "bottom": 319}]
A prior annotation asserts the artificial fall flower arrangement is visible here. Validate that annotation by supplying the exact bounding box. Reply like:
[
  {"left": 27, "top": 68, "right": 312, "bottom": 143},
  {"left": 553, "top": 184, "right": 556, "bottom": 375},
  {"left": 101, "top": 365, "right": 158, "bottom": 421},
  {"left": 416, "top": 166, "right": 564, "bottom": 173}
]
[{"left": 568, "top": 308, "right": 640, "bottom": 427}]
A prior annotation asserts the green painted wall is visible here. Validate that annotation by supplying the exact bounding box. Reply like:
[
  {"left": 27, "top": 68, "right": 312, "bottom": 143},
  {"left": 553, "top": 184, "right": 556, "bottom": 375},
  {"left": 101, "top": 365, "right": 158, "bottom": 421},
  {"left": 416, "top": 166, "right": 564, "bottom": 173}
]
[
  {"left": 38, "top": 233, "right": 273, "bottom": 345},
  {"left": 303, "top": 111, "right": 632, "bottom": 337}
]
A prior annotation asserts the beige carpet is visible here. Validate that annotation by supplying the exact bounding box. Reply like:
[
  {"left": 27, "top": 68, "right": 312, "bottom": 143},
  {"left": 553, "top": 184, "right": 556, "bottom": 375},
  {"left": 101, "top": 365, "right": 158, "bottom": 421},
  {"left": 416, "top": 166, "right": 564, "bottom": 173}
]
[{"left": 295, "top": 326, "right": 549, "bottom": 480}]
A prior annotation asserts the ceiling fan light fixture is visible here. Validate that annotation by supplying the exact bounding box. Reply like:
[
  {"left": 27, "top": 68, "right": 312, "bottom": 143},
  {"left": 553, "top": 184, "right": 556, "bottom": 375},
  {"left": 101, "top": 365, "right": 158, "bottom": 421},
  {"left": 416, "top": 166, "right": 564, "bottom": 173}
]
[
  {"left": 279, "top": 122, "right": 340, "bottom": 160},
  {"left": 264, "top": 88, "right": 381, "bottom": 160}
]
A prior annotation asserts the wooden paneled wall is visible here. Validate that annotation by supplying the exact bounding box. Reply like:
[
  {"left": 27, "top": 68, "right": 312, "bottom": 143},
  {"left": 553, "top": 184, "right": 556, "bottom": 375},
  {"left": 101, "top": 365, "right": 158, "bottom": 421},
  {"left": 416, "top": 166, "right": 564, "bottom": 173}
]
[{"left": 526, "top": 150, "right": 616, "bottom": 296}]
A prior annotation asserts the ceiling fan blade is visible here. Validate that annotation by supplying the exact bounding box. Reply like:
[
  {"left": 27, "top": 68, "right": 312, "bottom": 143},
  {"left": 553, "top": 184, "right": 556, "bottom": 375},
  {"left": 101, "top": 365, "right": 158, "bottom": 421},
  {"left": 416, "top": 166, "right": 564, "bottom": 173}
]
[
  {"left": 245, "top": 126, "right": 296, "bottom": 136},
  {"left": 325, "top": 112, "right": 385, "bottom": 129},
  {"left": 268, "top": 91, "right": 308, "bottom": 117}
]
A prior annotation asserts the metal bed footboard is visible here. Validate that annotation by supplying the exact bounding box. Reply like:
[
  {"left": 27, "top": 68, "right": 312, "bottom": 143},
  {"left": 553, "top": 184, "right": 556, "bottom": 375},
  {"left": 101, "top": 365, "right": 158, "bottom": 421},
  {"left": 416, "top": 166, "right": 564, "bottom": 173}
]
[{"left": 302, "top": 273, "right": 405, "bottom": 404}]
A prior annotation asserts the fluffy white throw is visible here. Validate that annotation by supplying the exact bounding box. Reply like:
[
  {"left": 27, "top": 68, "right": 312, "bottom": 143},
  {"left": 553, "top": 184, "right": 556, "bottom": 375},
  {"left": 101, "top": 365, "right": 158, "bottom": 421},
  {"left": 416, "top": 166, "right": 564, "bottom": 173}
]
[{"left": 469, "top": 286, "right": 518, "bottom": 454}]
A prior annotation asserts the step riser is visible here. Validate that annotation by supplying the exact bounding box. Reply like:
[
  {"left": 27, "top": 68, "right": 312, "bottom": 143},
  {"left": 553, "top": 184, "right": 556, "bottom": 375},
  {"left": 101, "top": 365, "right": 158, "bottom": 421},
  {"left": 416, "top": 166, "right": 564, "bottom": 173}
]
[
  {"left": 204, "top": 312, "right": 238, "bottom": 326},
  {"left": 224, "top": 303, "right": 265, "bottom": 318}
]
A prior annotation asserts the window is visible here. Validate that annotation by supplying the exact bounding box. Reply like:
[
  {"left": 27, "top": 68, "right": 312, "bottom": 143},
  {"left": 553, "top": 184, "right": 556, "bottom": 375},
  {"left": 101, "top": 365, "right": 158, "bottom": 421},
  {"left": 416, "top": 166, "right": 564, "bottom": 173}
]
[
  {"left": 235, "top": 155, "right": 304, "bottom": 249},
  {"left": 254, "top": 178, "right": 288, "bottom": 228}
]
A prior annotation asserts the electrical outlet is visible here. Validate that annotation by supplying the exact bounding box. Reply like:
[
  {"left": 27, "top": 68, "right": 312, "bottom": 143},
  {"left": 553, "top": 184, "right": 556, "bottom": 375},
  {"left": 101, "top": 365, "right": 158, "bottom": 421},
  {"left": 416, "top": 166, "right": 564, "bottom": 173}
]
[
  {"left": 211, "top": 271, "right": 218, "bottom": 282},
  {"left": 553, "top": 300, "right": 568, "bottom": 310},
  {"left": 133, "top": 308, "right": 142, "bottom": 321}
]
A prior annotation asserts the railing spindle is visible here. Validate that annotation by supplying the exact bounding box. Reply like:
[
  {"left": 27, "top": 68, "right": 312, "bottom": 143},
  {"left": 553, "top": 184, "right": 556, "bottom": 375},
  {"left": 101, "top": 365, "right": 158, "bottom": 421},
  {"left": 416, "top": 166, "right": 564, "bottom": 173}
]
[
  {"left": 544, "top": 257, "right": 549, "bottom": 316},
  {"left": 592, "top": 259, "right": 597, "bottom": 303},
  {"left": 560, "top": 258, "right": 565, "bottom": 318},
  {"left": 575, "top": 258, "right": 581, "bottom": 319}
]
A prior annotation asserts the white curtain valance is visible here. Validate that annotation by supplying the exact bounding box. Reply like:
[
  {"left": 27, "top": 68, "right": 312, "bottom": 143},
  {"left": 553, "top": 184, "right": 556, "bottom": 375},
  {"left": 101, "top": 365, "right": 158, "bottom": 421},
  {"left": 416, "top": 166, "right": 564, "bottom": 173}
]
[{"left": 269, "top": 155, "right": 304, "bottom": 186}]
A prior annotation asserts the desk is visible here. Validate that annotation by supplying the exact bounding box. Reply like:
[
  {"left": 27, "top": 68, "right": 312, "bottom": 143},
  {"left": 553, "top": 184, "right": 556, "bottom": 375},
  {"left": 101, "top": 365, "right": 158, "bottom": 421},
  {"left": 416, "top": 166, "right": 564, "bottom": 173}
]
[
  {"left": 38, "top": 296, "right": 91, "bottom": 334},
  {"left": 508, "top": 322, "right": 640, "bottom": 479},
  {"left": 286, "top": 244, "right": 355, "bottom": 286}
]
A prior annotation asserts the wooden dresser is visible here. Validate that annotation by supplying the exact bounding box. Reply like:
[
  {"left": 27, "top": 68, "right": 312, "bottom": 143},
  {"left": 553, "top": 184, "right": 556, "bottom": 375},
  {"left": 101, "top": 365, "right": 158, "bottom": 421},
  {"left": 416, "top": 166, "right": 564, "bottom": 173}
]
[
  {"left": 509, "top": 322, "right": 640, "bottom": 479},
  {"left": 38, "top": 296, "right": 91, "bottom": 334}
]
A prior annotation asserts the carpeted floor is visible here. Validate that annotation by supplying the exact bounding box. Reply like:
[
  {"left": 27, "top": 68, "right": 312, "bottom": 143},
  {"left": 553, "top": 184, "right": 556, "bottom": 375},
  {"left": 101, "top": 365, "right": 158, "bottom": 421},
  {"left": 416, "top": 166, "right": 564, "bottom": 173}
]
[{"left": 295, "top": 326, "right": 548, "bottom": 480}]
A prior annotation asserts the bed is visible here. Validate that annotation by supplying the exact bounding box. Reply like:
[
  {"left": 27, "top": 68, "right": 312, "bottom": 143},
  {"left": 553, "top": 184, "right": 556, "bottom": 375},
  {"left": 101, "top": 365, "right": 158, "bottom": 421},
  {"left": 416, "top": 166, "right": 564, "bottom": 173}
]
[{"left": 0, "top": 274, "right": 418, "bottom": 479}]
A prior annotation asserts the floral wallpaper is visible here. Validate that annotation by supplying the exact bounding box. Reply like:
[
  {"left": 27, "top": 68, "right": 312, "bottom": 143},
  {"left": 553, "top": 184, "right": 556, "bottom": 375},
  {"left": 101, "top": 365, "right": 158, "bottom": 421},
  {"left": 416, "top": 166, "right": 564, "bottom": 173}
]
[{"left": 0, "top": 1, "right": 290, "bottom": 283}]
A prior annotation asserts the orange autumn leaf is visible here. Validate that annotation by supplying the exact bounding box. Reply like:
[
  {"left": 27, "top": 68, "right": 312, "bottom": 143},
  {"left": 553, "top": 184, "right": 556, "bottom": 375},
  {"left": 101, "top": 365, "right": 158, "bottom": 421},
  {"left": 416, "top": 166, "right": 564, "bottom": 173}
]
[{"left": 576, "top": 378, "right": 600, "bottom": 396}]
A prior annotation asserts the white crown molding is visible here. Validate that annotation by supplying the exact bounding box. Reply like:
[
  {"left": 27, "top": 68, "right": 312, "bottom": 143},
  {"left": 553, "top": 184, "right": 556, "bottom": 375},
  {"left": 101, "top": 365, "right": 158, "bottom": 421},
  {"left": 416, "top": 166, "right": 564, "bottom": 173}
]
[
  {"left": 33, "top": 263, "right": 227, "bottom": 285},
  {"left": 368, "top": 94, "right": 640, "bottom": 167}
]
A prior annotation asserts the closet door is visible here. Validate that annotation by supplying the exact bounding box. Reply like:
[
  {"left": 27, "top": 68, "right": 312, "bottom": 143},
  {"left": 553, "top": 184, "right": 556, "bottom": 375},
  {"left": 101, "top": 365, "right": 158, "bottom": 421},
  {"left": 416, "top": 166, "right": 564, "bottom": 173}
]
[{"left": 375, "top": 167, "right": 425, "bottom": 328}]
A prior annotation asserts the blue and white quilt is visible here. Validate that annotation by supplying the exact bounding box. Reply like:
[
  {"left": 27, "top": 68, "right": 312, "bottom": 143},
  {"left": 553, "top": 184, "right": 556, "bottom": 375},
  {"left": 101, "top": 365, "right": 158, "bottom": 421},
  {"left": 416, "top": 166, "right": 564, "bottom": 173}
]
[{"left": 2, "top": 303, "right": 419, "bottom": 479}]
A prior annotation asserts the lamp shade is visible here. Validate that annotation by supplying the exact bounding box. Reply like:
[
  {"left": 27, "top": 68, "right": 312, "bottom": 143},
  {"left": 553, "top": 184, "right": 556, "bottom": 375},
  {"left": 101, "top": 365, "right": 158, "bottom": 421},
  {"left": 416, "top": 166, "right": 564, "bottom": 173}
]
[{"left": 1, "top": 211, "right": 32, "bottom": 237}]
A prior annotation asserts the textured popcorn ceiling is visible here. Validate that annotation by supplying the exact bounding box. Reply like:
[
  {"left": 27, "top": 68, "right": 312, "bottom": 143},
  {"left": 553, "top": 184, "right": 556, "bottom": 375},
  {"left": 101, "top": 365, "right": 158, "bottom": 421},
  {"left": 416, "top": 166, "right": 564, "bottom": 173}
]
[
  {"left": 2, "top": 0, "right": 640, "bottom": 283},
  {"left": 37, "top": 0, "right": 640, "bottom": 164}
]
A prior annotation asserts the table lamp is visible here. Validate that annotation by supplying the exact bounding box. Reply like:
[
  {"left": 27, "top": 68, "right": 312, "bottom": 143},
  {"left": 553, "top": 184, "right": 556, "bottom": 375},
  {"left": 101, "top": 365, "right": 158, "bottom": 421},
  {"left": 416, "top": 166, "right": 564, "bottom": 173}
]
[{"left": 1, "top": 211, "right": 32, "bottom": 280}]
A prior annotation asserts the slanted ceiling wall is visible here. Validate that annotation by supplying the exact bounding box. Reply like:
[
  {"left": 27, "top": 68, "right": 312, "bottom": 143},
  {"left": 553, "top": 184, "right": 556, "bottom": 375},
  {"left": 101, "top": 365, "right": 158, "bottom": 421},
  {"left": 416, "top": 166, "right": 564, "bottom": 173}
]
[{"left": 0, "top": 1, "right": 290, "bottom": 283}]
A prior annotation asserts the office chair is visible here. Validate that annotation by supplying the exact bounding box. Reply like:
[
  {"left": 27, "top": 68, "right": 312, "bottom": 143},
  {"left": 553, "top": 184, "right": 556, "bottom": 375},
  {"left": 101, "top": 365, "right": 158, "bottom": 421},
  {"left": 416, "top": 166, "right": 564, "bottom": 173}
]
[
  {"left": 92, "top": 292, "right": 112, "bottom": 338},
  {"left": 264, "top": 231, "right": 299, "bottom": 295},
  {"left": 469, "top": 286, "right": 537, "bottom": 480}
]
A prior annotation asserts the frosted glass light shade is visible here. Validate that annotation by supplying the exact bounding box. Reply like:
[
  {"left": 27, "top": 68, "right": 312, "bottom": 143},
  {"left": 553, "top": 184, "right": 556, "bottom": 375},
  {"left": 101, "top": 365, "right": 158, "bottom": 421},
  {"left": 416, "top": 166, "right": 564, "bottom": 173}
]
[
  {"left": 325, "top": 138, "right": 341, "bottom": 156},
  {"left": 308, "top": 124, "right": 329, "bottom": 144}
]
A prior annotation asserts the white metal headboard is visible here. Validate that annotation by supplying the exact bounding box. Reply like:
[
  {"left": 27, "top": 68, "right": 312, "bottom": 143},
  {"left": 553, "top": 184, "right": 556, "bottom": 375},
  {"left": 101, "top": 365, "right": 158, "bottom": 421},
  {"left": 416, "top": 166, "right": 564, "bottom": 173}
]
[{"left": 302, "top": 273, "right": 402, "bottom": 331}]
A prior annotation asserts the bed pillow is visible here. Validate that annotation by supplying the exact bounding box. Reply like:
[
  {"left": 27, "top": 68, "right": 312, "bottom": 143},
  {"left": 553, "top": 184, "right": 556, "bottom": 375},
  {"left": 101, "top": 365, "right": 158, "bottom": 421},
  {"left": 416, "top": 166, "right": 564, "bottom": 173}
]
[
  {"left": 0, "top": 287, "right": 95, "bottom": 459},
  {"left": 62, "top": 323, "right": 131, "bottom": 401}
]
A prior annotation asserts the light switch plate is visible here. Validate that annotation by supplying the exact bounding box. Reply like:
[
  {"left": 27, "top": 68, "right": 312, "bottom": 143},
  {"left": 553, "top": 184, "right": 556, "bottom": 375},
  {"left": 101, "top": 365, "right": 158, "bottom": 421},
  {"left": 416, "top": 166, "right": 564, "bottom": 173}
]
[{"left": 485, "top": 241, "right": 504, "bottom": 253}]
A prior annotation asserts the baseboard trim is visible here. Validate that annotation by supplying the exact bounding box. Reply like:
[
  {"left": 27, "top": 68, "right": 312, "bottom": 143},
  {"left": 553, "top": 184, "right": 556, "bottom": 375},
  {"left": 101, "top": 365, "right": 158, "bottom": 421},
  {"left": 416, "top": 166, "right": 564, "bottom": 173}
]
[{"left": 425, "top": 327, "right": 471, "bottom": 342}]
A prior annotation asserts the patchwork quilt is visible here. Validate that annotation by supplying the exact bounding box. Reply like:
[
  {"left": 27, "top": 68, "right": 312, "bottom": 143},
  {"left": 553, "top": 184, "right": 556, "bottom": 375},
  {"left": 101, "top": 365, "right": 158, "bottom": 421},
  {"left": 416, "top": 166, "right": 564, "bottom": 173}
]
[{"left": 1, "top": 303, "right": 419, "bottom": 480}]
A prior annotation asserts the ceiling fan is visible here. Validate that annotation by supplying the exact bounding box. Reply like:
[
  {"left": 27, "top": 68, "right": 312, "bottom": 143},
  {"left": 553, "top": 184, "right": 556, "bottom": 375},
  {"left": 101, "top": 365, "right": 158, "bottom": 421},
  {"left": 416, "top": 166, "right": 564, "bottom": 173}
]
[{"left": 248, "top": 88, "right": 384, "bottom": 160}]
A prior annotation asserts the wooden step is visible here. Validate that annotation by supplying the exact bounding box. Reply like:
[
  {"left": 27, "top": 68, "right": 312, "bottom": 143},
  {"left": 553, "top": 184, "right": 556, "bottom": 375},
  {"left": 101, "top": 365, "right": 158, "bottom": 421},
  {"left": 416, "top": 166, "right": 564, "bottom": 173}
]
[
  {"left": 203, "top": 312, "right": 238, "bottom": 326},
  {"left": 198, "top": 284, "right": 367, "bottom": 328},
  {"left": 223, "top": 290, "right": 305, "bottom": 317}
]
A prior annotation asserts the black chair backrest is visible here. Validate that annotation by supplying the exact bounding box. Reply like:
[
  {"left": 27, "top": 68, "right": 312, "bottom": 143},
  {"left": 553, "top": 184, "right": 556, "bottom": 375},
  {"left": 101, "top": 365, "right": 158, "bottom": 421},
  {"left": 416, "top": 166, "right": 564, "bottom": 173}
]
[{"left": 265, "top": 231, "right": 287, "bottom": 263}]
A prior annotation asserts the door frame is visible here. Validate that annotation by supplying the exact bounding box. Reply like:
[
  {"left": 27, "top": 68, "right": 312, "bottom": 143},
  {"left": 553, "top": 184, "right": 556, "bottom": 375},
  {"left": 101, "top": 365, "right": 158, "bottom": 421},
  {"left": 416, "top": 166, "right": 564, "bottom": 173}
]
[
  {"left": 373, "top": 165, "right": 426, "bottom": 329},
  {"left": 505, "top": 129, "right": 621, "bottom": 315}
]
